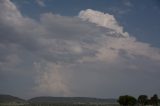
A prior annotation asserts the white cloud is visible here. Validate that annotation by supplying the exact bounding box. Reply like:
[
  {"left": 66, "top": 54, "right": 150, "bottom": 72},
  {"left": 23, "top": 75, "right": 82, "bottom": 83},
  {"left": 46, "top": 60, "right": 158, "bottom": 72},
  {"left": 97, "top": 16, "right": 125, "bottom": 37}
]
[
  {"left": 79, "top": 9, "right": 129, "bottom": 37},
  {"left": 36, "top": 0, "right": 45, "bottom": 7},
  {"left": 0, "top": 0, "right": 160, "bottom": 98},
  {"left": 0, "top": 0, "right": 23, "bottom": 27},
  {"left": 95, "top": 37, "right": 160, "bottom": 62}
]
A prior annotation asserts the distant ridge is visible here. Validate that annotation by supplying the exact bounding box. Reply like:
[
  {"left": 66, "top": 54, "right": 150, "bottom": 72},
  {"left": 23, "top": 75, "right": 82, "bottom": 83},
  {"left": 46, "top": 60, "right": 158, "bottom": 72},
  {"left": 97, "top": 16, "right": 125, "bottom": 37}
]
[
  {"left": 0, "top": 94, "right": 26, "bottom": 103},
  {"left": 0, "top": 94, "right": 117, "bottom": 104},
  {"left": 29, "top": 97, "right": 117, "bottom": 104}
]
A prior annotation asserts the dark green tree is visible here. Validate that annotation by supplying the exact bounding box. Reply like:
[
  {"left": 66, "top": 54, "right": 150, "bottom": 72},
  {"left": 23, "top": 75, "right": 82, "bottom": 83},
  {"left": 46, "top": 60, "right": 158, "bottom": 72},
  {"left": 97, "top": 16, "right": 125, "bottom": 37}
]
[
  {"left": 138, "top": 95, "right": 148, "bottom": 106},
  {"left": 150, "top": 94, "right": 158, "bottom": 106},
  {"left": 118, "top": 95, "right": 137, "bottom": 106}
]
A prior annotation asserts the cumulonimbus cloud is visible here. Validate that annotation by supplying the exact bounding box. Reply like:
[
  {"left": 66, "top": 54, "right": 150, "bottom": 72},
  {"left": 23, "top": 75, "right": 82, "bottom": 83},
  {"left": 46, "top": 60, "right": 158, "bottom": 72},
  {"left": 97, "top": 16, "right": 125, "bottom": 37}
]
[
  {"left": 0, "top": 0, "right": 160, "bottom": 98},
  {"left": 79, "top": 9, "right": 129, "bottom": 37}
]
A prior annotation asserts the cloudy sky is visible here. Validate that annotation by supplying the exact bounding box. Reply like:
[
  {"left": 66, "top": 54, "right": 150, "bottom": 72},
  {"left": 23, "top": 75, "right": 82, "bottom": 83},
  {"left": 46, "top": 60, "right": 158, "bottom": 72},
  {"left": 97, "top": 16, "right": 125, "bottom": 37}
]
[{"left": 0, "top": 0, "right": 160, "bottom": 99}]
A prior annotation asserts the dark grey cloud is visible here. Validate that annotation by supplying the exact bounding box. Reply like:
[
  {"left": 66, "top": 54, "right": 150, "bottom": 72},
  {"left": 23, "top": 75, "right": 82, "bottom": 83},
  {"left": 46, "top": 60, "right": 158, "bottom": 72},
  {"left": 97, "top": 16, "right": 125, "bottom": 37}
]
[{"left": 0, "top": 0, "right": 160, "bottom": 98}]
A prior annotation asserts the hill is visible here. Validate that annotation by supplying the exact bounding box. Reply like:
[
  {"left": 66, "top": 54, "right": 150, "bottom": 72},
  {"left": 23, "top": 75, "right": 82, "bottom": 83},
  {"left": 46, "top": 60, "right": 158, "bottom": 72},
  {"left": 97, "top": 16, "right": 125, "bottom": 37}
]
[
  {"left": 0, "top": 94, "right": 26, "bottom": 103},
  {"left": 29, "top": 97, "right": 117, "bottom": 104},
  {"left": 0, "top": 94, "right": 117, "bottom": 104}
]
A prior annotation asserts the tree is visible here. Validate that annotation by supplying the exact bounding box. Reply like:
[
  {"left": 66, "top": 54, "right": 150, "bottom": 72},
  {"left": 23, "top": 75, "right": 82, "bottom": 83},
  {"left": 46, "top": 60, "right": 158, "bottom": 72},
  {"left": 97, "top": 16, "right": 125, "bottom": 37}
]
[
  {"left": 118, "top": 95, "right": 137, "bottom": 106},
  {"left": 138, "top": 95, "right": 148, "bottom": 106},
  {"left": 150, "top": 94, "right": 158, "bottom": 106}
]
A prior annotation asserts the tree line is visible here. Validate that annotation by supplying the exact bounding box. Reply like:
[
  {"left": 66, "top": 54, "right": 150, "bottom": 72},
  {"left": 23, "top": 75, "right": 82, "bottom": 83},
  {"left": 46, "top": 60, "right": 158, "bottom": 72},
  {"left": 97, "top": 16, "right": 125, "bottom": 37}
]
[{"left": 118, "top": 94, "right": 159, "bottom": 106}]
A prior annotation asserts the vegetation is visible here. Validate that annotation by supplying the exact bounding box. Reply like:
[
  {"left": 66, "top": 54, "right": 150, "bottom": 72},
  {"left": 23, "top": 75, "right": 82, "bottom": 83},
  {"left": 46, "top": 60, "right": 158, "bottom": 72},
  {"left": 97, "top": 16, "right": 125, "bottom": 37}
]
[
  {"left": 150, "top": 94, "right": 159, "bottom": 106},
  {"left": 138, "top": 95, "right": 148, "bottom": 106},
  {"left": 118, "top": 94, "right": 160, "bottom": 106},
  {"left": 118, "top": 95, "right": 137, "bottom": 106}
]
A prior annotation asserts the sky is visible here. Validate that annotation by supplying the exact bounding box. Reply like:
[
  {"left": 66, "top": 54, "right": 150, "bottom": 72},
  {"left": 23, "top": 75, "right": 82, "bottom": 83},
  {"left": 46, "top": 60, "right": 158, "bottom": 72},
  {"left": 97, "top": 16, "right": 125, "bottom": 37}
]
[{"left": 0, "top": 0, "right": 160, "bottom": 99}]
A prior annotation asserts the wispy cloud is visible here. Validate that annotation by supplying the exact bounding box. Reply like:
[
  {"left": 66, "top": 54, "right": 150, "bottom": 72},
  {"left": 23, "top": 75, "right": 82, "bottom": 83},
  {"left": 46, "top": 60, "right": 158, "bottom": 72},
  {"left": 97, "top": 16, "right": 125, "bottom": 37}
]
[
  {"left": 36, "top": 0, "right": 45, "bottom": 7},
  {"left": 123, "top": 0, "right": 133, "bottom": 7}
]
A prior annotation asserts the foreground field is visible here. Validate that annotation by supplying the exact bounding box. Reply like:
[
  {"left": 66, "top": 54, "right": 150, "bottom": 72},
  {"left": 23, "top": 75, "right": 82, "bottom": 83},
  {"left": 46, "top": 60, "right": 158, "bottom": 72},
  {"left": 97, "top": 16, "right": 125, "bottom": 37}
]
[{"left": 0, "top": 103, "right": 119, "bottom": 106}]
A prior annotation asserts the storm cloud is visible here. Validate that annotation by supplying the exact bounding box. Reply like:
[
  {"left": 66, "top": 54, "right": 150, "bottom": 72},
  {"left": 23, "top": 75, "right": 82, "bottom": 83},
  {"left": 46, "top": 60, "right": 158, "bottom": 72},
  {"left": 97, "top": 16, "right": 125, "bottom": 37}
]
[{"left": 0, "top": 0, "right": 160, "bottom": 98}]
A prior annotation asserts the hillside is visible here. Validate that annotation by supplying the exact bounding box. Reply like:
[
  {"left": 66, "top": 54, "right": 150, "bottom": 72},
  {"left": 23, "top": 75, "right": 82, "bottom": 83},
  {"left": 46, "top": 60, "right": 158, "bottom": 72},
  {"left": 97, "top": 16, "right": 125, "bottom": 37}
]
[
  {"left": 0, "top": 94, "right": 26, "bottom": 103},
  {"left": 29, "top": 97, "right": 117, "bottom": 104},
  {"left": 0, "top": 94, "right": 117, "bottom": 104}
]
